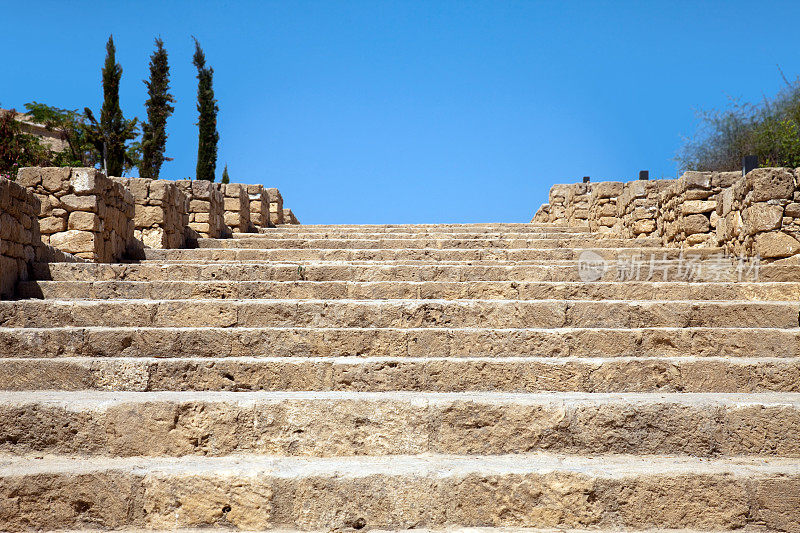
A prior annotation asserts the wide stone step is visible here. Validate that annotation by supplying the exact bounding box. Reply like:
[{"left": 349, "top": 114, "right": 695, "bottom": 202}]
[
  {"left": 18, "top": 280, "right": 800, "bottom": 302},
  {"left": 142, "top": 247, "right": 723, "bottom": 262},
  {"left": 266, "top": 222, "right": 590, "bottom": 232},
  {"left": 3, "top": 356, "right": 798, "bottom": 393},
  {"left": 3, "top": 326, "right": 797, "bottom": 359},
  {"left": 1, "top": 299, "right": 795, "bottom": 328},
  {"left": 3, "top": 391, "right": 799, "bottom": 457},
  {"left": 197, "top": 237, "right": 662, "bottom": 250},
  {"left": 33, "top": 260, "right": 784, "bottom": 283},
  {"left": 237, "top": 230, "right": 598, "bottom": 239},
  {"left": 1, "top": 453, "right": 795, "bottom": 531}
]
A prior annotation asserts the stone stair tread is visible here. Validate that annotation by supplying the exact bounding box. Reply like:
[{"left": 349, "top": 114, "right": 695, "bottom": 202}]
[
  {"left": 3, "top": 451, "right": 798, "bottom": 478},
  {"left": 5, "top": 389, "right": 800, "bottom": 406}
]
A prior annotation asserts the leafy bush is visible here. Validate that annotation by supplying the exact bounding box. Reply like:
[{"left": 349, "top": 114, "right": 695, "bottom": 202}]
[
  {"left": 0, "top": 109, "right": 52, "bottom": 179},
  {"left": 677, "top": 75, "right": 800, "bottom": 171}
]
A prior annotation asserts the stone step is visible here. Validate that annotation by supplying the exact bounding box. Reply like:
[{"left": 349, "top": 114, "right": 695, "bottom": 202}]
[
  {"left": 265, "top": 222, "right": 590, "bottom": 232},
  {"left": 197, "top": 237, "right": 662, "bottom": 250},
  {"left": 2, "top": 356, "right": 797, "bottom": 393},
  {"left": 3, "top": 390, "right": 799, "bottom": 457},
  {"left": 18, "top": 280, "right": 800, "bottom": 301},
  {"left": 3, "top": 326, "right": 796, "bottom": 359},
  {"left": 142, "top": 247, "right": 724, "bottom": 262},
  {"left": 1, "top": 453, "right": 795, "bottom": 531},
  {"left": 1, "top": 299, "right": 796, "bottom": 328},
  {"left": 236, "top": 231, "right": 599, "bottom": 239},
  {"left": 33, "top": 260, "right": 782, "bottom": 283}
]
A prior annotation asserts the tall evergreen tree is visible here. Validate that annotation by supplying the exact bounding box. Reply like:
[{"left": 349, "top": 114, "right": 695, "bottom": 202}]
[
  {"left": 93, "top": 35, "right": 138, "bottom": 177},
  {"left": 140, "top": 38, "right": 174, "bottom": 180},
  {"left": 221, "top": 163, "right": 230, "bottom": 184},
  {"left": 192, "top": 37, "right": 219, "bottom": 181}
]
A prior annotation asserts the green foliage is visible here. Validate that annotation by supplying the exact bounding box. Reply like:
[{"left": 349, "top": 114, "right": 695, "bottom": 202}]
[
  {"left": 24, "top": 102, "right": 99, "bottom": 167},
  {"left": 84, "top": 35, "right": 139, "bottom": 177},
  {"left": 0, "top": 109, "right": 51, "bottom": 179},
  {"left": 221, "top": 163, "right": 230, "bottom": 184},
  {"left": 678, "top": 76, "right": 800, "bottom": 171},
  {"left": 193, "top": 37, "right": 219, "bottom": 182},
  {"left": 140, "top": 38, "right": 175, "bottom": 180}
]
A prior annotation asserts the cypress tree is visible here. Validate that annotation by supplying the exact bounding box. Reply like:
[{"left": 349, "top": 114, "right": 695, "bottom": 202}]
[
  {"left": 193, "top": 37, "right": 219, "bottom": 181},
  {"left": 140, "top": 38, "right": 174, "bottom": 180},
  {"left": 97, "top": 35, "right": 137, "bottom": 177},
  {"left": 221, "top": 163, "right": 230, "bottom": 184}
]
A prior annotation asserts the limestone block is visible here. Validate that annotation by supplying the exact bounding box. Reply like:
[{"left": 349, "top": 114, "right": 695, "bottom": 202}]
[
  {"left": 748, "top": 168, "right": 796, "bottom": 202},
  {"left": 134, "top": 205, "right": 165, "bottom": 227},
  {"left": 755, "top": 231, "right": 800, "bottom": 259},
  {"left": 744, "top": 204, "right": 783, "bottom": 233},
  {"left": 682, "top": 214, "right": 710, "bottom": 236},
  {"left": 49, "top": 230, "right": 96, "bottom": 254},
  {"left": 68, "top": 211, "right": 101, "bottom": 232},
  {"left": 60, "top": 194, "right": 97, "bottom": 211},
  {"left": 682, "top": 200, "right": 716, "bottom": 215},
  {"left": 39, "top": 216, "right": 66, "bottom": 234}
]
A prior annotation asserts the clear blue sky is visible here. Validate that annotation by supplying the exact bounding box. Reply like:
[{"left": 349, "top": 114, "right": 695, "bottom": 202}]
[{"left": 3, "top": 0, "right": 800, "bottom": 223}]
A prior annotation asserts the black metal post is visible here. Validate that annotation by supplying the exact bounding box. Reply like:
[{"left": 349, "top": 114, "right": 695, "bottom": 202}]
[
  {"left": 582, "top": 176, "right": 590, "bottom": 183},
  {"left": 639, "top": 170, "right": 649, "bottom": 180},
  {"left": 742, "top": 155, "right": 758, "bottom": 176}
]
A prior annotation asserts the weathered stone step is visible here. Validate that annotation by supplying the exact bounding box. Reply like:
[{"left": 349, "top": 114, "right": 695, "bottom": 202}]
[
  {"left": 34, "top": 260, "right": 783, "bottom": 283},
  {"left": 1, "top": 453, "right": 795, "bottom": 531},
  {"left": 197, "top": 237, "right": 662, "bottom": 250},
  {"left": 3, "top": 326, "right": 797, "bottom": 359},
  {"left": 142, "top": 247, "right": 723, "bottom": 262},
  {"left": 17, "top": 280, "right": 800, "bottom": 301},
  {"left": 237, "top": 231, "right": 597, "bottom": 239},
  {"left": 3, "top": 391, "right": 799, "bottom": 457},
  {"left": 3, "top": 356, "right": 797, "bottom": 393},
  {"left": 1, "top": 299, "right": 795, "bottom": 328},
  {"left": 266, "top": 222, "right": 590, "bottom": 232}
]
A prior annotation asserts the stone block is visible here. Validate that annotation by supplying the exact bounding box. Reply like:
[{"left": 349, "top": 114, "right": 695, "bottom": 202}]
[
  {"left": 748, "top": 168, "right": 796, "bottom": 202},
  {"left": 682, "top": 200, "right": 716, "bottom": 215},
  {"left": 682, "top": 214, "right": 710, "bottom": 236},
  {"left": 755, "top": 231, "right": 800, "bottom": 259},
  {"left": 68, "top": 211, "right": 101, "bottom": 232},
  {"left": 49, "top": 230, "right": 96, "bottom": 254}
]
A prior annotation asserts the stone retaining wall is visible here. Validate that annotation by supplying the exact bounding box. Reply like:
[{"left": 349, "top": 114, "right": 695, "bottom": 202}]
[
  {"left": 174, "top": 180, "right": 226, "bottom": 240},
  {"left": 266, "top": 188, "right": 284, "bottom": 226},
  {"left": 16, "top": 167, "right": 134, "bottom": 262},
  {"left": 659, "top": 171, "right": 739, "bottom": 248},
  {"left": 0, "top": 178, "right": 39, "bottom": 297},
  {"left": 717, "top": 167, "right": 800, "bottom": 259},
  {"left": 546, "top": 185, "right": 570, "bottom": 224},
  {"left": 587, "top": 181, "right": 624, "bottom": 234},
  {"left": 531, "top": 204, "right": 550, "bottom": 223},
  {"left": 219, "top": 183, "right": 252, "bottom": 234},
  {"left": 245, "top": 185, "right": 270, "bottom": 230},
  {"left": 282, "top": 208, "right": 300, "bottom": 225},
  {"left": 565, "top": 183, "right": 592, "bottom": 226},
  {"left": 112, "top": 177, "right": 188, "bottom": 251},
  {"left": 618, "top": 179, "right": 675, "bottom": 239}
]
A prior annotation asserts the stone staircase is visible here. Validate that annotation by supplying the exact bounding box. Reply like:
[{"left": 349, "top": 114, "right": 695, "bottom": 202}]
[{"left": 1, "top": 223, "right": 799, "bottom": 532}]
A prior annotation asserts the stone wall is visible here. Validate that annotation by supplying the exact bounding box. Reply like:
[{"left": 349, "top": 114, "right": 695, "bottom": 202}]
[
  {"left": 717, "top": 167, "right": 800, "bottom": 259},
  {"left": 112, "top": 177, "right": 188, "bottom": 251},
  {"left": 282, "top": 208, "right": 300, "bottom": 225},
  {"left": 531, "top": 203, "right": 550, "bottom": 223},
  {"left": 245, "top": 184, "right": 270, "bottom": 230},
  {"left": 266, "top": 188, "right": 284, "bottom": 226},
  {"left": 219, "top": 183, "right": 252, "bottom": 234},
  {"left": 659, "top": 171, "right": 739, "bottom": 248},
  {"left": 618, "top": 179, "right": 675, "bottom": 239},
  {"left": 565, "top": 183, "right": 592, "bottom": 226},
  {"left": 174, "top": 180, "right": 226, "bottom": 240},
  {"left": 16, "top": 167, "right": 134, "bottom": 262},
  {"left": 546, "top": 185, "right": 570, "bottom": 224},
  {"left": 0, "top": 178, "right": 39, "bottom": 297},
  {"left": 587, "top": 181, "right": 624, "bottom": 234}
]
